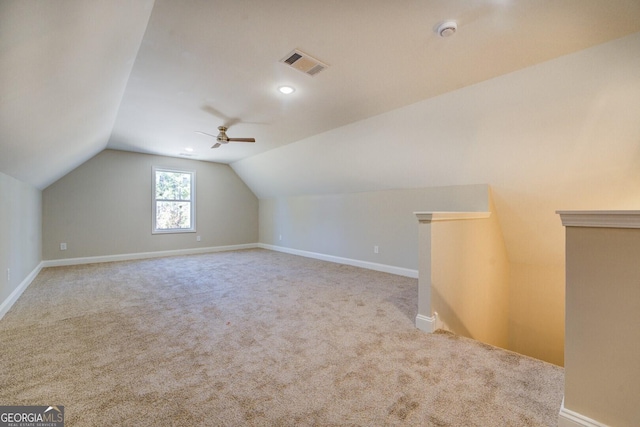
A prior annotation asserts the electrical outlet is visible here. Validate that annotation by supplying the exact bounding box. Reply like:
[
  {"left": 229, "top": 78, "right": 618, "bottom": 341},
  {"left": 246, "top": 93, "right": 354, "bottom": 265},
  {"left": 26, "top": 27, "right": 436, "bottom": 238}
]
[
  {"left": 60, "top": 243, "right": 67, "bottom": 251},
  {"left": 374, "top": 245, "right": 379, "bottom": 254},
  {"left": 279, "top": 234, "right": 282, "bottom": 241},
  {"left": 196, "top": 235, "right": 201, "bottom": 242}
]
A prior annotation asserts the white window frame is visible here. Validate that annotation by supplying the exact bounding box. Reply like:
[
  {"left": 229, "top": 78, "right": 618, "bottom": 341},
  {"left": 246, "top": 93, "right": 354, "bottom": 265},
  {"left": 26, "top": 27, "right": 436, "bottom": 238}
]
[{"left": 152, "top": 166, "right": 196, "bottom": 234}]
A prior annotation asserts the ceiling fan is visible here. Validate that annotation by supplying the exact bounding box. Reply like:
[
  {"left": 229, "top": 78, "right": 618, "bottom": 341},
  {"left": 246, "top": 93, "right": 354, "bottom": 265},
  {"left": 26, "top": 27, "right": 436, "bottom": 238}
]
[{"left": 196, "top": 126, "right": 256, "bottom": 149}]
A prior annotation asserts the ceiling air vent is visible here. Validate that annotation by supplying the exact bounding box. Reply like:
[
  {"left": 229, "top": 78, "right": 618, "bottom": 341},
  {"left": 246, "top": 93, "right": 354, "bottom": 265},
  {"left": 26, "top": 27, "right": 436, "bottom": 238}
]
[{"left": 280, "top": 49, "right": 328, "bottom": 77}]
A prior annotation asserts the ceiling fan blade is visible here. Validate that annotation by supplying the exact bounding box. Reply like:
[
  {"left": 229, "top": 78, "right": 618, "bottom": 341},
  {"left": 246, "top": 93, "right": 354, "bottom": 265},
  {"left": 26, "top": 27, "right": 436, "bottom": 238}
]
[
  {"left": 198, "top": 126, "right": 255, "bottom": 146},
  {"left": 200, "top": 105, "right": 240, "bottom": 128},
  {"left": 227, "top": 138, "right": 256, "bottom": 143},
  {"left": 195, "top": 131, "right": 217, "bottom": 138},
  {"left": 225, "top": 118, "right": 241, "bottom": 128}
]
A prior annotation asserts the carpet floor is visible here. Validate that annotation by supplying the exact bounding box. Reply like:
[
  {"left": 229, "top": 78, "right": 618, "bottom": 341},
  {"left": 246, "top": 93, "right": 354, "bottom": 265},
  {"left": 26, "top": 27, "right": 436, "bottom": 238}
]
[{"left": 0, "top": 249, "right": 564, "bottom": 426}]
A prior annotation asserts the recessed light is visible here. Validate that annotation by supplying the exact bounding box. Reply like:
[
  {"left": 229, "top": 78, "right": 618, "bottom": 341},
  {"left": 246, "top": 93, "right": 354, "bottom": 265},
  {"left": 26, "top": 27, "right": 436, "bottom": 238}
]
[
  {"left": 278, "top": 85, "right": 295, "bottom": 95},
  {"left": 185, "top": 147, "right": 194, "bottom": 152}
]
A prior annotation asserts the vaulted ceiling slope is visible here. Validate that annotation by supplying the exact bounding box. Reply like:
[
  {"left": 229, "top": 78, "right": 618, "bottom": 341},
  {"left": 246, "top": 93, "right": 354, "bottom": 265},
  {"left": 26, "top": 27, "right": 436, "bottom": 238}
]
[
  {"left": 2, "top": 1, "right": 640, "bottom": 189},
  {"left": 0, "top": 0, "right": 154, "bottom": 188}
]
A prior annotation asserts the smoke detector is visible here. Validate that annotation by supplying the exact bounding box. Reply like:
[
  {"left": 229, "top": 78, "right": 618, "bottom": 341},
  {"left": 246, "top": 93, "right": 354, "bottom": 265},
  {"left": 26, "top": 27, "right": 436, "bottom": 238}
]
[{"left": 437, "top": 21, "right": 457, "bottom": 37}]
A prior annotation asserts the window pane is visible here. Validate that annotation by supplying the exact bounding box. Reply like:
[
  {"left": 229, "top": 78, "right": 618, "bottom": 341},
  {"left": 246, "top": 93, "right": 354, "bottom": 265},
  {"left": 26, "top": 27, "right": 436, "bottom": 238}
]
[
  {"left": 156, "top": 201, "right": 192, "bottom": 230},
  {"left": 152, "top": 167, "right": 195, "bottom": 234},
  {"left": 155, "top": 171, "right": 191, "bottom": 200}
]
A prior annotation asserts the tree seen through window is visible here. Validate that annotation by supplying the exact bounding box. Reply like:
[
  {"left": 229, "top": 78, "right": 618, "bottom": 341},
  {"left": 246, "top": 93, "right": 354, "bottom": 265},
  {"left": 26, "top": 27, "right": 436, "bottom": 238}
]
[{"left": 153, "top": 168, "right": 195, "bottom": 232}]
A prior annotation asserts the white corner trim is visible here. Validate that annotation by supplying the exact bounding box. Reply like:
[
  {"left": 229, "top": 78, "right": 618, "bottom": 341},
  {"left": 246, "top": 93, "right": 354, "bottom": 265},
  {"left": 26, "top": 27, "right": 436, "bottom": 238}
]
[
  {"left": 258, "top": 243, "right": 418, "bottom": 278},
  {"left": 414, "top": 211, "right": 491, "bottom": 223},
  {"left": 415, "top": 313, "right": 436, "bottom": 333},
  {"left": 41, "top": 243, "right": 259, "bottom": 267},
  {"left": 557, "top": 210, "right": 640, "bottom": 229},
  {"left": 0, "top": 261, "right": 44, "bottom": 320},
  {"left": 558, "top": 398, "right": 610, "bottom": 427}
]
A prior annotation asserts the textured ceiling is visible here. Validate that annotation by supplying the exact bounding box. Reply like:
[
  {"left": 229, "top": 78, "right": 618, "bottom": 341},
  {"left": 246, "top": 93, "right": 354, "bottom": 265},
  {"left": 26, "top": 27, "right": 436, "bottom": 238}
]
[{"left": 2, "top": 1, "right": 640, "bottom": 188}]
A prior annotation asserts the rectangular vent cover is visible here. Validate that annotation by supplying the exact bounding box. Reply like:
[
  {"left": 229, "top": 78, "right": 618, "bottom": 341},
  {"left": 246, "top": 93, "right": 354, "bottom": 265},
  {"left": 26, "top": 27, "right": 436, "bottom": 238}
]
[{"left": 280, "top": 49, "right": 328, "bottom": 77}]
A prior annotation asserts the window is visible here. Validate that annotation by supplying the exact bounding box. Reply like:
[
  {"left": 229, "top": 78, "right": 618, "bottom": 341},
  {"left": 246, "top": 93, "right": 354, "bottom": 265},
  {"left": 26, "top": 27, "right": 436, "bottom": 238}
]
[{"left": 152, "top": 167, "right": 195, "bottom": 233}]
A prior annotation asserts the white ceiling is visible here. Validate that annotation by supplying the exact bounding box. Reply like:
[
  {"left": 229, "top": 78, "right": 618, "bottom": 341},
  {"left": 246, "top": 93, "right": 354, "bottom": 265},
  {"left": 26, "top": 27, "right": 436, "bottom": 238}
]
[{"left": 2, "top": 0, "right": 640, "bottom": 189}]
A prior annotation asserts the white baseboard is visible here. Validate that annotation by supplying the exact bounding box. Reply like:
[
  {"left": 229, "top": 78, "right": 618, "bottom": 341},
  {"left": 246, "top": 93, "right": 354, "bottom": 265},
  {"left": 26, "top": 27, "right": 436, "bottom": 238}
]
[
  {"left": 415, "top": 313, "right": 437, "bottom": 333},
  {"left": 257, "top": 243, "right": 418, "bottom": 278},
  {"left": 4, "top": 243, "right": 414, "bottom": 320},
  {"left": 1, "top": 245, "right": 259, "bottom": 318},
  {"left": 558, "top": 398, "right": 609, "bottom": 427},
  {"left": 0, "top": 261, "right": 44, "bottom": 320},
  {"left": 41, "top": 243, "right": 259, "bottom": 267}
]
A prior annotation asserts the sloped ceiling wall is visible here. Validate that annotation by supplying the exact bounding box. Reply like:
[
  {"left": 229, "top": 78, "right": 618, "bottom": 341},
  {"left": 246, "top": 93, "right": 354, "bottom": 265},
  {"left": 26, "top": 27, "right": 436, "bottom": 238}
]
[
  {"left": 0, "top": 0, "right": 154, "bottom": 188},
  {"left": 233, "top": 32, "right": 640, "bottom": 268}
]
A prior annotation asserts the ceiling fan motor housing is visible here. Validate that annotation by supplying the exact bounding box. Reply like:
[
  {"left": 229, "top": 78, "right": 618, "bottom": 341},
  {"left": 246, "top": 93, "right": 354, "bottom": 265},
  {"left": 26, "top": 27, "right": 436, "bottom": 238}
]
[{"left": 217, "top": 126, "right": 229, "bottom": 143}]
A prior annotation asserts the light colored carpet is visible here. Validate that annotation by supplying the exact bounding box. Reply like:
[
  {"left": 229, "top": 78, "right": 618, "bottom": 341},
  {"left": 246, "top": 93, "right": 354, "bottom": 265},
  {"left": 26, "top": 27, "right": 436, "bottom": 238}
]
[{"left": 0, "top": 249, "right": 564, "bottom": 426}]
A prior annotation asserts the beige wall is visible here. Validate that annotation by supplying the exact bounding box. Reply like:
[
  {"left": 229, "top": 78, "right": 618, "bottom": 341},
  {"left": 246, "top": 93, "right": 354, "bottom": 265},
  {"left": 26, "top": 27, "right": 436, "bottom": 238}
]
[
  {"left": 564, "top": 226, "right": 640, "bottom": 426},
  {"left": 42, "top": 150, "right": 258, "bottom": 260},
  {"left": 431, "top": 197, "right": 510, "bottom": 349},
  {"left": 508, "top": 262, "right": 565, "bottom": 366},
  {"left": 259, "top": 184, "right": 489, "bottom": 270},
  {"left": 0, "top": 172, "right": 41, "bottom": 305}
]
